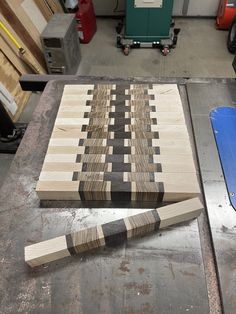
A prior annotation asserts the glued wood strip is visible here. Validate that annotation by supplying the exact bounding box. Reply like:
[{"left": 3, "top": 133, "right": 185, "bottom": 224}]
[{"left": 25, "top": 198, "right": 203, "bottom": 267}]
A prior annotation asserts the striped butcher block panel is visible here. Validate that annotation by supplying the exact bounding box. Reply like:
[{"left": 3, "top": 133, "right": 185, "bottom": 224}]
[
  {"left": 36, "top": 84, "right": 200, "bottom": 203},
  {"left": 25, "top": 198, "right": 203, "bottom": 267}
]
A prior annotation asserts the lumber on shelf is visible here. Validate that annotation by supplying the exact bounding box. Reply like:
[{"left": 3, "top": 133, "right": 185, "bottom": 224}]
[
  {"left": 35, "top": 0, "right": 53, "bottom": 22},
  {"left": 8, "top": 0, "right": 43, "bottom": 48},
  {"left": 25, "top": 198, "right": 203, "bottom": 267},
  {"left": 0, "top": 13, "right": 46, "bottom": 74},
  {"left": 0, "top": 0, "right": 45, "bottom": 69},
  {"left": 0, "top": 50, "right": 31, "bottom": 121}
]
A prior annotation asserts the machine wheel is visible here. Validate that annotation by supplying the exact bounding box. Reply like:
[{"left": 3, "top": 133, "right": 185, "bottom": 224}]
[
  {"left": 123, "top": 46, "right": 130, "bottom": 56},
  {"left": 162, "top": 47, "right": 169, "bottom": 56},
  {"left": 227, "top": 16, "right": 236, "bottom": 53}
]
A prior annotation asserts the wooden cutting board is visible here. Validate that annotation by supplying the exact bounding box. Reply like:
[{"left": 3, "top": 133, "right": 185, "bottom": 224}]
[{"left": 36, "top": 84, "right": 200, "bottom": 204}]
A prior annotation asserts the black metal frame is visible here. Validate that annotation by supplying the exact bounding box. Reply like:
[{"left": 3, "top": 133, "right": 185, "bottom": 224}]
[
  {"left": 0, "top": 100, "right": 26, "bottom": 154},
  {"left": 20, "top": 74, "right": 78, "bottom": 92},
  {"left": 115, "top": 19, "right": 180, "bottom": 56}
]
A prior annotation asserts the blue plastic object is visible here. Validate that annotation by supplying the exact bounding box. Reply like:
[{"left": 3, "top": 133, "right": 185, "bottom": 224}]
[{"left": 210, "top": 107, "right": 236, "bottom": 211}]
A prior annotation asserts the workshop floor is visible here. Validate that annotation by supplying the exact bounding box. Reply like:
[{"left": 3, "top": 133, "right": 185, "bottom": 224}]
[
  {"left": 0, "top": 17, "right": 234, "bottom": 189},
  {"left": 78, "top": 17, "right": 235, "bottom": 78}
]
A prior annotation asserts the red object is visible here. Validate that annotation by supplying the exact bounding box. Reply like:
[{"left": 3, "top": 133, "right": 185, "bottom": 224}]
[
  {"left": 76, "top": 0, "right": 97, "bottom": 43},
  {"left": 216, "top": 0, "right": 236, "bottom": 29}
]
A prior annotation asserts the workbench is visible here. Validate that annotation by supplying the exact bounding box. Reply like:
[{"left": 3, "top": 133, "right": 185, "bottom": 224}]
[{"left": 0, "top": 76, "right": 235, "bottom": 314}]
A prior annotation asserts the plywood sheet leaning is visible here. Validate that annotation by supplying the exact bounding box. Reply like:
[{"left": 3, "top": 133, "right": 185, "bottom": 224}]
[
  {"left": 35, "top": 0, "right": 64, "bottom": 22},
  {"left": 35, "top": 0, "right": 54, "bottom": 22},
  {"left": 0, "top": 0, "right": 45, "bottom": 69},
  {"left": 0, "top": 50, "right": 31, "bottom": 121},
  {"left": 8, "top": 0, "right": 44, "bottom": 48},
  {"left": 36, "top": 83, "right": 200, "bottom": 203},
  {"left": 0, "top": 12, "right": 46, "bottom": 74},
  {"left": 25, "top": 198, "right": 203, "bottom": 267}
]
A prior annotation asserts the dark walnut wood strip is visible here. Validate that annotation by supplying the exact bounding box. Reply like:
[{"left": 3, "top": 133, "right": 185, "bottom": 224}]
[{"left": 25, "top": 198, "right": 203, "bottom": 267}]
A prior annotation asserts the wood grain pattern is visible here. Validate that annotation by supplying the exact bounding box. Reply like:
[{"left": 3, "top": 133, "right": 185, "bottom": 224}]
[
  {"left": 21, "top": 0, "right": 47, "bottom": 33},
  {"left": 0, "top": 30, "right": 31, "bottom": 74},
  {"left": 35, "top": 0, "right": 53, "bottom": 21},
  {"left": 25, "top": 198, "right": 203, "bottom": 267},
  {"left": 9, "top": 0, "right": 43, "bottom": 48},
  {"left": 36, "top": 84, "right": 200, "bottom": 203},
  {"left": 0, "top": 50, "right": 31, "bottom": 121},
  {"left": 0, "top": 12, "right": 46, "bottom": 74},
  {"left": 0, "top": 0, "right": 45, "bottom": 68}
]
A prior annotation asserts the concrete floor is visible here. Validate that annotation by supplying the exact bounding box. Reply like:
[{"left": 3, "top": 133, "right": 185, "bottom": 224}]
[
  {"left": 0, "top": 18, "right": 235, "bottom": 188},
  {"left": 78, "top": 18, "right": 235, "bottom": 78}
]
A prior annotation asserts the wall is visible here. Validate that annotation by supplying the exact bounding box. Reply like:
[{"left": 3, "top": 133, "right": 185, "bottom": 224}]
[{"left": 92, "top": 0, "right": 220, "bottom": 17}]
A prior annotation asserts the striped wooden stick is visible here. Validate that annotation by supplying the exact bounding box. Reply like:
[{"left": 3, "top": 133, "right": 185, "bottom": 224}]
[{"left": 25, "top": 198, "right": 203, "bottom": 267}]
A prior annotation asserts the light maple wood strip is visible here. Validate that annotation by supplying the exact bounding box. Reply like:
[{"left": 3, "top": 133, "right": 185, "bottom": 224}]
[
  {"left": 57, "top": 107, "right": 92, "bottom": 116},
  {"left": 151, "top": 84, "right": 180, "bottom": 94},
  {"left": 42, "top": 162, "right": 83, "bottom": 172},
  {"left": 125, "top": 154, "right": 195, "bottom": 166},
  {"left": 47, "top": 146, "right": 113, "bottom": 155},
  {"left": 51, "top": 125, "right": 189, "bottom": 139},
  {"left": 36, "top": 181, "right": 80, "bottom": 200},
  {"left": 64, "top": 84, "right": 116, "bottom": 91},
  {"left": 149, "top": 95, "right": 183, "bottom": 105},
  {"left": 41, "top": 161, "right": 196, "bottom": 173},
  {"left": 55, "top": 118, "right": 91, "bottom": 125},
  {"left": 39, "top": 171, "right": 73, "bottom": 182},
  {"left": 123, "top": 138, "right": 192, "bottom": 148},
  {"left": 25, "top": 198, "right": 203, "bottom": 267},
  {"left": 21, "top": 0, "right": 47, "bottom": 33},
  {"left": 51, "top": 131, "right": 88, "bottom": 139},
  {"left": 35, "top": 0, "right": 53, "bottom": 21},
  {"left": 49, "top": 138, "right": 80, "bottom": 146},
  {"left": 44, "top": 154, "right": 77, "bottom": 163},
  {"left": 36, "top": 179, "right": 200, "bottom": 201},
  {"left": 56, "top": 111, "right": 185, "bottom": 124},
  {"left": 158, "top": 198, "right": 203, "bottom": 228},
  {"left": 25, "top": 235, "right": 70, "bottom": 267},
  {"left": 46, "top": 146, "right": 192, "bottom": 156},
  {"left": 9, "top": 0, "right": 43, "bottom": 49}
]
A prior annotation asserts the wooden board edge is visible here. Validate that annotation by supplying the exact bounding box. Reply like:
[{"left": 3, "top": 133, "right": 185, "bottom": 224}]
[{"left": 24, "top": 198, "right": 203, "bottom": 267}]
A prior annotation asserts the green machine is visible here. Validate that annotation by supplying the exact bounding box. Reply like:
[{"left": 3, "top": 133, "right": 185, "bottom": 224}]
[{"left": 116, "top": 0, "right": 180, "bottom": 55}]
